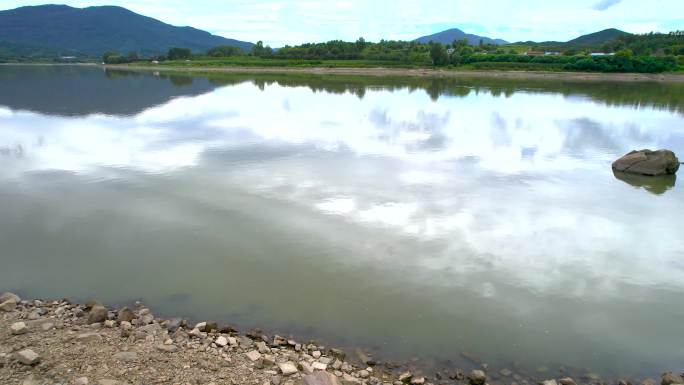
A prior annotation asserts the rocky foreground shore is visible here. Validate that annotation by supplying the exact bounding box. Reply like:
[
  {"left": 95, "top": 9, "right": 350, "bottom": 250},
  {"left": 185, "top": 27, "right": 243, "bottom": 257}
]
[{"left": 0, "top": 292, "right": 682, "bottom": 385}]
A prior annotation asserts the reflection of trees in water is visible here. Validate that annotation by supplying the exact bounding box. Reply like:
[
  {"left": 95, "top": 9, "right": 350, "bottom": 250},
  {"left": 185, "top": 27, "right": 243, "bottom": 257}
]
[{"left": 203, "top": 72, "right": 684, "bottom": 114}]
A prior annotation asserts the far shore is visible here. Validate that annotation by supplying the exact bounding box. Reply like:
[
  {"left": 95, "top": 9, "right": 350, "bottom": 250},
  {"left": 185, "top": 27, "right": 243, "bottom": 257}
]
[{"left": 104, "top": 64, "right": 684, "bottom": 83}]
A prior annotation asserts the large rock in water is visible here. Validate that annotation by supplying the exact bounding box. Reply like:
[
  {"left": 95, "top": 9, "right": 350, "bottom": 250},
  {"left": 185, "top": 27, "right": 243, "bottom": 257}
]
[{"left": 612, "top": 149, "right": 680, "bottom": 176}]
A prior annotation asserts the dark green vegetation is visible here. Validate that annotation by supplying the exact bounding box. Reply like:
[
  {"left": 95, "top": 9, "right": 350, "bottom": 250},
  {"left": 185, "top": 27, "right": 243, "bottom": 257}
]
[
  {"left": 0, "top": 5, "right": 252, "bottom": 62},
  {"left": 414, "top": 27, "right": 508, "bottom": 45},
  {"left": 144, "top": 31, "right": 682, "bottom": 73}
]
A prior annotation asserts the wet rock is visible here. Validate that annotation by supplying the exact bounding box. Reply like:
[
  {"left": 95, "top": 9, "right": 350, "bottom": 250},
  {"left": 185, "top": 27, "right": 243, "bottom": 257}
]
[
  {"left": 661, "top": 373, "right": 684, "bottom": 385},
  {"left": 117, "top": 307, "right": 136, "bottom": 323},
  {"left": 469, "top": 370, "right": 487, "bottom": 385},
  {"left": 87, "top": 305, "right": 108, "bottom": 324},
  {"left": 85, "top": 299, "right": 103, "bottom": 310},
  {"left": 0, "top": 292, "right": 21, "bottom": 303},
  {"left": 195, "top": 321, "right": 218, "bottom": 332},
  {"left": 11, "top": 321, "right": 29, "bottom": 335},
  {"left": 358, "top": 369, "right": 370, "bottom": 379},
  {"left": 559, "top": 378, "right": 578, "bottom": 385},
  {"left": 279, "top": 361, "right": 299, "bottom": 376},
  {"left": 355, "top": 349, "right": 376, "bottom": 366},
  {"left": 618, "top": 380, "right": 632, "bottom": 385},
  {"left": 329, "top": 348, "right": 346, "bottom": 360},
  {"left": 499, "top": 369, "right": 513, "bottom": 377},
  {"left": 399, "top": 372, "right": 413, "bottom": 383},
  {"left": 15, "top": 349, "right": 41, "bottom": 365},
  {"left": 641, "top": 379, "right": 657, "bottom": 385},
  {"left": 165, "top": 318, "right": 183, "bottom": 332},
  {"left": 540, "top": 380, "right": 558, "bottom": 385},
  {"left": 0, "top": 298, "right": 18, "bottom": 312},
  {"left": 113, "top": 351, "right": 138, "bottom": 362},
  {"left": 613, "top": 149, "right": 680, "bottom": 176}
]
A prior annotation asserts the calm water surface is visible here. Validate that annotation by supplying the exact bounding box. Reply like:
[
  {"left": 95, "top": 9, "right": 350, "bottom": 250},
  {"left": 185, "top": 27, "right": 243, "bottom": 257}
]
[{"left": 1, "top": 65, "right": 684, "bottom": 379}]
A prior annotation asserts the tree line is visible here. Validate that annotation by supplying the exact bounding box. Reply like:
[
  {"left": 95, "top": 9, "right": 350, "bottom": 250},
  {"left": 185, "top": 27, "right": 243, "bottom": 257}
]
[{"left": 101, "top": 32, "right": 683, "bottom": 73}]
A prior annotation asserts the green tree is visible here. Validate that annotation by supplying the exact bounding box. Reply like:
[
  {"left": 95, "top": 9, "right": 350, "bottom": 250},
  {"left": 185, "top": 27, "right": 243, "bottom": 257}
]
[
  {"left": 207, "top": 45, "right": 243, "bottom": 57},
  {"left": 167, "top": 47, "right": 192, "bottom": 60},
  {"left": 429, "top": 42, "right": 448, "bottom": 66}
]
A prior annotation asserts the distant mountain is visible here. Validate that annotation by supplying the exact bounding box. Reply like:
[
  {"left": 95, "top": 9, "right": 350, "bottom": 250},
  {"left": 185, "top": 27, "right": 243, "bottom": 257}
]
[
  {"left": 566, "top": 28, "right": 630, "bottom": 46},
  {"left": 0, "top": 5, "right": 253, "bottom": 59},
  {"left": 513, "top": 28, "right": 632, "bottom": 49},
  {"left": 414, "top": 28, "right": 508, "bottom": 46}
]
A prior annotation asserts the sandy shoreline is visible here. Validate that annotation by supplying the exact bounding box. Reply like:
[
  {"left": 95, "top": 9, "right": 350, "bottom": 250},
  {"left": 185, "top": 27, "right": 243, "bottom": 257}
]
[{"left": 104, "top": 64, "right": 684, "bottom": 83}]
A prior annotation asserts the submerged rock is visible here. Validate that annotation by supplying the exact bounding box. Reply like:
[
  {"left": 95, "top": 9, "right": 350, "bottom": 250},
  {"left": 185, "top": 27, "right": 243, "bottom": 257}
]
[{"left": 612, "top": 149, "right": 680, "bottom": 176}]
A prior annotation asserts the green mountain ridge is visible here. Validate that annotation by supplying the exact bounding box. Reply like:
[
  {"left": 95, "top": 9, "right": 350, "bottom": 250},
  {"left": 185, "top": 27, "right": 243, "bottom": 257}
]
[{"left": 0, "top": 4, "right": 253, "bottom": 60}]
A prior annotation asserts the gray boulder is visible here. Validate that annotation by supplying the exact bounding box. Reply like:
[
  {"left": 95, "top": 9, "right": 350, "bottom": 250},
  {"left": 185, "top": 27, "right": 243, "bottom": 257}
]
[{"left": 612, "top": 149, "right": 680, "bottom": 176}]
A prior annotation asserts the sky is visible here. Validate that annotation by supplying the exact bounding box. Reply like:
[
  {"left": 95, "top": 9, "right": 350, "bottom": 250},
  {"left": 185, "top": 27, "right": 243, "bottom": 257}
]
[{"left": 1, "top": 0, "right": 683, "bottom": 46}]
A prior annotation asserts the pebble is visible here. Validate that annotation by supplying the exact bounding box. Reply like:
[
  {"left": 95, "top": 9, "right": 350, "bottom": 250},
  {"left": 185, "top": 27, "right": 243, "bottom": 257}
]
[
  {"left": 77, "top": 333, "right": 103, "bottom": 343},
  {"left": 399, "top": 372, "right": 413, "bottom": 382},
  {"left": 410, "top": 378, "right": 425, "bottom": 385},
  {"left": 541, "top": 380, "right": 558, "bottom": 385},
  {"left": 15, "top": 349, "right": 41, "bottom": 365},
  {"left": 75, "top": 377, "right": 90, "bottom": 385},
  {"left": 257, "top": 341, "right": 270, "bottom": 353},
  {"left": 559, "top": 378, "right": 578, "bottom": 385},
  {"left": 215, "top": 336, "right": 229, "bottom": 347},
  {"left": 278, "top": 361, "right": 299, "bottom": 376},
  {"left": 114, "top": 351, "right": 138, "bottom": 362},
  {"left": 312, "top": 362, "right": 328, "bottom": 371},
  {"left": 359, "top": 370, "right": 371, "bottom": 378},
  {"left": 11, "top": 321, "right": 29, "bottom": 335},
  {"left": 312, "top": 350, "right": 322, "bottom": 359},
  {"left": 246, "top": 350, "right": 263, "bottom": 362},
  {"left": 156, "top": 344, "right": 178, "bottom": 353}
]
